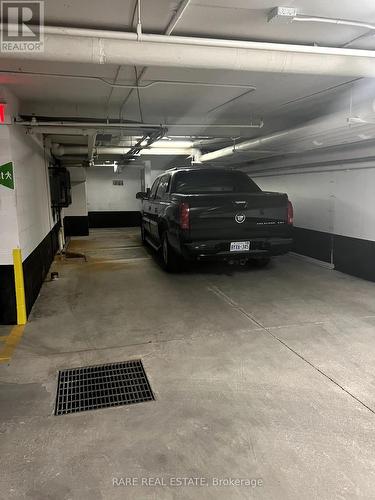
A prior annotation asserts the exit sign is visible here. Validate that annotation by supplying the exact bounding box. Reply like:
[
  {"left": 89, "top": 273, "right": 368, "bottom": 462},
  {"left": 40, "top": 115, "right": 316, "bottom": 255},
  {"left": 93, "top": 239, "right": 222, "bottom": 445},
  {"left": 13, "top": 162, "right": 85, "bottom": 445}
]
[{"left": 0, "top": 103, "right": 6, "bottom": 123}]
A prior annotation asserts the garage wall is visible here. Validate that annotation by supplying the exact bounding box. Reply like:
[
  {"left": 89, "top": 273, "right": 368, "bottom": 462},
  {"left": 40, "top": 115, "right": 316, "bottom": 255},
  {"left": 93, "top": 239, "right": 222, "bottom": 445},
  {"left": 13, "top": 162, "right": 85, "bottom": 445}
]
[
  {"left": 0, "top": 126, "right": 18, "bottom": 266},
  {"left": 86, "top": 166, "right": 142, "bottom": 227},
  {"left": 0, "top": 125, "right": 18, "bottom": 323},
  {"left": 150, "top": 169, "right": 166, "bottom": 184},
  {"left": 255, "top": 164, "right": 375, "bottom": 281},
  {"left": 63, "top": 168, "right": 89, "bottom": 236},
  {"left": 0, "top": 130, "right": 58, "bottom": 322},
  {"left": 0, "top": 86, "right": 60, "bottom": 323},
  {"left": 10, "top": 126, "right": 55, "bottom": 260},
  {"left": 11, "top": 126, "right": 58, "bottom": 319}
]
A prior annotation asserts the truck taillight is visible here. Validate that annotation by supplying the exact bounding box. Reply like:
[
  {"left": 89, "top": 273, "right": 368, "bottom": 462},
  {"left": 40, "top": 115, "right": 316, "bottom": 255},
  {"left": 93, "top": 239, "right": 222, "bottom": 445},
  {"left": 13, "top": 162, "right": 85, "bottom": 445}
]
[
  {"left": 179, "top": 202, "right": 190, "bottom": 230},
  {"left": 287, "top": 200, "right": 294, "bottom": 225}
]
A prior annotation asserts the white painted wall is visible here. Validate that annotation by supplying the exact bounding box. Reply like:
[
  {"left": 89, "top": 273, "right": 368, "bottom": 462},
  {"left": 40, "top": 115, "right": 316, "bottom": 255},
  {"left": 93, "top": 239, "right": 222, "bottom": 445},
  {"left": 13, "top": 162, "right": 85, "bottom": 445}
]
[
  {"left": 0, "top": 126, "right": 19, "bottom": 265},
  {"left": 86, "top": 166, "right": 142, "bottom": 211},
  {"left": 255, "top": 165, "right": 375, "bottom": 242},
  {"left": 150, "top": 169, "right": 166, "bottom": 185},
  {"left": 9, "top": 125, "right": 54, "bottom": 260},
  {"left": 64, "top": 182, "right": 87, "bottom": 217},
  {"left": 0, "top": 86, "right": 54, "bottom": 264},
  {"left": 64, "top": 168, "right": 87, "bottom": 217}
]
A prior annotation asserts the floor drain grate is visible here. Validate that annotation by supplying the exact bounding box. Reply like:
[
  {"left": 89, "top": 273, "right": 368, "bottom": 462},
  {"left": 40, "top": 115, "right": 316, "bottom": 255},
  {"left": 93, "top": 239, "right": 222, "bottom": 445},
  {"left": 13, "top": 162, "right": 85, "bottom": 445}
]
[{"left": 54, "top": 360, "right": 154, "bottom": 415}]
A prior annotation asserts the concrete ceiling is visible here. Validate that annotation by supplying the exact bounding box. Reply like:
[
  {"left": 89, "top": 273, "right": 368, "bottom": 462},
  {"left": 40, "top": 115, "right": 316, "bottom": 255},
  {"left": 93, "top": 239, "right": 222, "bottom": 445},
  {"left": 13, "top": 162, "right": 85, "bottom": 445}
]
[
  {"left": 1, "top": 0, "right": 375, "bottom": 168},
  {"left": 30, "top": 0, "right": 375, "bottom": 48}
]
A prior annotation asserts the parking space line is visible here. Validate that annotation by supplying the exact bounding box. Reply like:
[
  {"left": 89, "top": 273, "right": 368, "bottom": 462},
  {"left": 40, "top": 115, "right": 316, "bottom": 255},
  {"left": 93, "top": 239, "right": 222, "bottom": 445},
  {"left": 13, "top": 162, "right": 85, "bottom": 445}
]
[
  {"left": 0, "top": 325, "right": 26, "bottom": 362},
  {"left": 207, "top": 284, "right": 375, "bottom": 416}
]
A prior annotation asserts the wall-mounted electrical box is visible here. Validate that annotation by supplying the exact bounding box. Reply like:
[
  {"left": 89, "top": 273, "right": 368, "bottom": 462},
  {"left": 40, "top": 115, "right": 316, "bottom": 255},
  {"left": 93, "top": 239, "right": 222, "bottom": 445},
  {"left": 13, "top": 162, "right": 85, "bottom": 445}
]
[
  {"left": 49, "top": 167, "right": 72, "bottom": 208},
  {"left": 268, "top": 6, "right": 297, "bottom": 23}
]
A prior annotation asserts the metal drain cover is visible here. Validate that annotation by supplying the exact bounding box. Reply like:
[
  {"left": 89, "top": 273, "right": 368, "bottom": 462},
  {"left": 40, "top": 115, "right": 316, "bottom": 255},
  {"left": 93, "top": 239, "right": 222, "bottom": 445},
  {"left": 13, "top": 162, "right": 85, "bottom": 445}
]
[{"left": 54, "top": 360, "right": 154, "bottom": 415}]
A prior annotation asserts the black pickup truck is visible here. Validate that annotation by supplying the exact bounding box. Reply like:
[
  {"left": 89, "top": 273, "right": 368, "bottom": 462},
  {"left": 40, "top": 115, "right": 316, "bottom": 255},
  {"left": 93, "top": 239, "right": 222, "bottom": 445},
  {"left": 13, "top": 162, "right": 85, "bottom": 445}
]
[{"left": 136, "top": 167, "right": 293, "bottom": 271}]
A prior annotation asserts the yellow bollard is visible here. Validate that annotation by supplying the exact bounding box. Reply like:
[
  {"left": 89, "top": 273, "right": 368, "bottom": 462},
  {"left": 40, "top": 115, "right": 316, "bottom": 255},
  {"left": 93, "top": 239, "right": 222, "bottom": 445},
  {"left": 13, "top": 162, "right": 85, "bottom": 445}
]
[{"left": 12, "top": 248, "right": 27, "bottom": 325}]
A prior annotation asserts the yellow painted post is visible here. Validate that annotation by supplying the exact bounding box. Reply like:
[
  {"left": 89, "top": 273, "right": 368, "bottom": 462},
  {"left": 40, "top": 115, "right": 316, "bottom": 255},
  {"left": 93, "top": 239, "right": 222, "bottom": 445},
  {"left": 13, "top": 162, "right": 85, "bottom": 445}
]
[{"left": 12, "top": 248, "right": 27, "bottom": 325}]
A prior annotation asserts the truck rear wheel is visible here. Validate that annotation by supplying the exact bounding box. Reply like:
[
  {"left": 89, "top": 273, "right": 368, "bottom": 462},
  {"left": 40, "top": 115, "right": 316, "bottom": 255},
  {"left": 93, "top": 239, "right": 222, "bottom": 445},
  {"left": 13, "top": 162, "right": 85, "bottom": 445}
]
[
  {"left": 140, "top": 220, "right": 146, "bottom": 244},
  {"left": 161, "top": 232, "right": 182, "bottom": 273}
]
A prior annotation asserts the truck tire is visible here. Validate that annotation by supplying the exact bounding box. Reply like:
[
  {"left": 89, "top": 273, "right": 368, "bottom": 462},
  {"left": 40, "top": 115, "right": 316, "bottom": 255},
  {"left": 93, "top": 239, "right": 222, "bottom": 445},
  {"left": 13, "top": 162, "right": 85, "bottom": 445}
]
[
  {"left": 161, "top": 232, "right": 182, "bottom": 272},
  {"left": 140, "top": 220, "right": 146, "bottom": 245}
]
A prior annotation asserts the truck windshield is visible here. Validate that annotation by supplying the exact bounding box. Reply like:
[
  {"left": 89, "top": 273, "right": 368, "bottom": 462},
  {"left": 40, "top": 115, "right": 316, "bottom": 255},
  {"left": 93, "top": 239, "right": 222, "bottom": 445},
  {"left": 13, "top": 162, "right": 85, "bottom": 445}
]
[{"left": 173, "top": 171, "right": 261, "bottom": 194}]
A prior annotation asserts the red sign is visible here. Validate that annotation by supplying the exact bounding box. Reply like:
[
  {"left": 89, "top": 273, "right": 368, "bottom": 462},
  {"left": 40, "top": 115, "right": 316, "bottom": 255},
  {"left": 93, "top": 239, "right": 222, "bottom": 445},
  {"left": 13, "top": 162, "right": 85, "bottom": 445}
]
[{"left": 0, "top": 104, "right": 5, "bottom": 124}]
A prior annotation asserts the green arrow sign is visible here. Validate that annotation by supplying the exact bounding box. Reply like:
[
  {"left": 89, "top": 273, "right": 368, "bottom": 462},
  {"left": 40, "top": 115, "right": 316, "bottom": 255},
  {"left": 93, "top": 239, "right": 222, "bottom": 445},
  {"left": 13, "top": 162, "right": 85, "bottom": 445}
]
[{"left": 0, "top": 162, "right": 14, "bottom": 189}]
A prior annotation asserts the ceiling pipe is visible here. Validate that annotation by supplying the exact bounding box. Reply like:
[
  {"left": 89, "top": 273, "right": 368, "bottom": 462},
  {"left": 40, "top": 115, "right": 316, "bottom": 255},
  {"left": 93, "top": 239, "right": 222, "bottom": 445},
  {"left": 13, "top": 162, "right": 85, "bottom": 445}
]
[
  {"left": 165, "top": 0, "right": 192, "bottom": 35},
  {"left": 3, "top": 25, "right": 375, "bottom": 77},
  {"left": 0, "top": 70, "right": 256, "bottom": 91},
  {"left": 51, "top": 144, "right": 195, "bottom": 156},
  {"left": 19, "top": 120, "right": 264, "bottom": 130},
  {"left": 200, "top": 131, "right": 294, "bottom": 162},
  {"left": 293, "top": 15, "right": 375, "bottom": 32},
  {"left": 199, "top": 112, "right": 368, "bottom": 162}
]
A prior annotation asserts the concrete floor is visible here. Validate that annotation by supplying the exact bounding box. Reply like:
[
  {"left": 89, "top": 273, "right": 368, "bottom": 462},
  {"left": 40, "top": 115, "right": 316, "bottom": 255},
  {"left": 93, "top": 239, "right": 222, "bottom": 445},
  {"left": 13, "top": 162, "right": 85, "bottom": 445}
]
[{"left": 1, "top": 228, "right": 375, "bottom": 499}]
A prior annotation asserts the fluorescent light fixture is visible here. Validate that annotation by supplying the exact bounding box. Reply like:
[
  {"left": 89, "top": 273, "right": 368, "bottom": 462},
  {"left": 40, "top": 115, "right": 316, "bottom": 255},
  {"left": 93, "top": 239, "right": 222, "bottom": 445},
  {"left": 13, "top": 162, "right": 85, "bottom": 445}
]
[{"left": 358, "top": 133, "right": 372, "bottom": 140}]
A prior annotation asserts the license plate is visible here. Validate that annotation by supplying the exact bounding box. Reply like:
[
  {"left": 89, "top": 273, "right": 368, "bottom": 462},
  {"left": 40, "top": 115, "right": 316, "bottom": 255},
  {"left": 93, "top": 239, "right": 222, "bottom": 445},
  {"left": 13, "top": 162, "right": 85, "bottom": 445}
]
[{"left": 230, "top": 241, "right": 250, "bottom": 252}]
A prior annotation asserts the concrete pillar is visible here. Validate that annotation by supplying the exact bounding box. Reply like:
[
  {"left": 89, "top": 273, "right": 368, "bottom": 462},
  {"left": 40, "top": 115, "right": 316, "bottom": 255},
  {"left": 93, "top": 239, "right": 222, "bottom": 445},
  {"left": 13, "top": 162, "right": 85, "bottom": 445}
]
[
  {"left": 0, "top": 86, "right": 57, "bottom": 325},
  {"left": 63, "top": 167, "right": 89, "bottom": 236},
  {"left": 144, "top": 160, "right": 152, "bottom": 190},
  {"left": 0, "top": 125, "right": 20, "bottom": 323}
]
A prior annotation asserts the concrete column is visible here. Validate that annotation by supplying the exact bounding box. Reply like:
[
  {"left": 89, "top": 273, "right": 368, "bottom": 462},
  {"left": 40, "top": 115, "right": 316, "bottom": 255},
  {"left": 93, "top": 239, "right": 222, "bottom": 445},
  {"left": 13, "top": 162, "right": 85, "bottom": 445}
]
[
  {"left": 0, "top": 126, "right": 19, "bottom": 266},
  {"left": 0, "top": 86, "right": 57, "bottom": 324},
  {"left": 144, "top": 160, "right": 152, "bottom": 190},
  {"left": 63, "top": 168, "right": 89, "bottom": 236},
  {"left": 0, "top": 125, "right": 19, "bottom": 324}
]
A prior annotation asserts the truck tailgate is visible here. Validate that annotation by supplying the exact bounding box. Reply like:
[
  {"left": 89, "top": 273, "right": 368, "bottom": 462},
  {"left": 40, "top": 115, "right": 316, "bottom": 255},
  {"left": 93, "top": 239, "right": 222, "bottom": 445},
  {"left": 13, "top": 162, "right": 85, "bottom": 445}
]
[{"left": 182, "top": 192, "right": 289, "bottom": 240}]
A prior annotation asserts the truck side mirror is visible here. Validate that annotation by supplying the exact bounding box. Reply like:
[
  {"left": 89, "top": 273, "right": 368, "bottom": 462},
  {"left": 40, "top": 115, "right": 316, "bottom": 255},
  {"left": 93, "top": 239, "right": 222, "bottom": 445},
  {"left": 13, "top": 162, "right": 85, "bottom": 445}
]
[{"left": 136, "top": 191, "right": 148, "bottom": 200}]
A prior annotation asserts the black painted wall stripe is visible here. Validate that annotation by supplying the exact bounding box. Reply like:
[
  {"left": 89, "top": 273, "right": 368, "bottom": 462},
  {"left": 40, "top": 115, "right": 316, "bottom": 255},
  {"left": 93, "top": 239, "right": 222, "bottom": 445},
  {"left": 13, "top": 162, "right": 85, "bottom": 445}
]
[
  {"left": 293, "top": 226, "right": 375, "bottom": 282},
  {"left": 0, "top": 265, "right": 17, "bottom": 324},
  {"left": 293, "top": 227, "right": 332, "bottom": 264},
  {"left": 23, "top": 223, "right": 60, "bottom": 317},
  {"left": 334, "top": 234, "right": 375, "bottom": 282},
  {"left": 0, "top": 223, "right": 60, "bottom": 324},
  {"left": 64, "top": 216, "right": 89, "bottom": 236}
]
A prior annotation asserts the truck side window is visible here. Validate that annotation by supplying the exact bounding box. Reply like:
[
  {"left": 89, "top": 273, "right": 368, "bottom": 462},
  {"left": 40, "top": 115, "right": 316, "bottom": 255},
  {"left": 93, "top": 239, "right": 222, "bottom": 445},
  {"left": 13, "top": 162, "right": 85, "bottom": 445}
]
[
  {"left": 149, "top": 178, "right": 160, "bottom": 199},
  {"left": 155, "top": 175, "right": 171, "bottom": 200}
]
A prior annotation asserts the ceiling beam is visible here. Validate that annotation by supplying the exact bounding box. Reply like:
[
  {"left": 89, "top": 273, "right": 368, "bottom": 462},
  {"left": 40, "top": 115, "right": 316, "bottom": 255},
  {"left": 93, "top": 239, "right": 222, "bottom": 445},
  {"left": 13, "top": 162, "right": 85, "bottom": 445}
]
[{"left": 3, "top": 26, "right": 375, "bottom": 78}]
